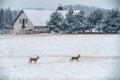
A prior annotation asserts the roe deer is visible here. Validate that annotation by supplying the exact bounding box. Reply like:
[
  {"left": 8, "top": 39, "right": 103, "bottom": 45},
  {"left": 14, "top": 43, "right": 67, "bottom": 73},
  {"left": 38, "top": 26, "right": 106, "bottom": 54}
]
[
  {"left": 29, "top": 56, "right": 39, "bottom": 63},
  {"left": 70, "top": 55, "right": 81, "bottom": 61}
]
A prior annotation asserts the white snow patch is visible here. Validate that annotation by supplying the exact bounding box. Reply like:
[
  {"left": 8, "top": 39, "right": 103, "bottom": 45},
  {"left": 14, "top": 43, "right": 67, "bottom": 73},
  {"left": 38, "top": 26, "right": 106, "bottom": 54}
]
[{"left": 0, "top": 35, "right": 120, "bottom": 80}]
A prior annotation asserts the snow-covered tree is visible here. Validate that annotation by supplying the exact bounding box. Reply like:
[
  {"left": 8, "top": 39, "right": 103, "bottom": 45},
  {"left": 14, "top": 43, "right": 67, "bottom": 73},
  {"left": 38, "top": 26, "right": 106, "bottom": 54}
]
[
  {"left": 75, "top": 11, "right": 87, "bottom": 33},
  {"left": 47, "top": 8, "right": 120, "bottom": 34},
  {"left": 87, "top": 9, "right": 104, "bottom": 33},
  {"left": 47, "top": 10, "right": 64, "bottom": 33},
  {"left": 102, "top": 9, "right": 120, "bottom": 33},
  {"left": 94, "top": 9, "right": 104, "bottom": 33},
  {"left": 62, "top": 9, "right": 77, "bottom": 33}
]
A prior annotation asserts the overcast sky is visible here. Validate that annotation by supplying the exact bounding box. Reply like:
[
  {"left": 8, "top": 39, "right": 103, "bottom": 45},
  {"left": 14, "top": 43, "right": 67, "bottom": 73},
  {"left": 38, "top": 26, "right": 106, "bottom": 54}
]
[{"left": 0, "top": 0, "right": 120, "bottom": 10}]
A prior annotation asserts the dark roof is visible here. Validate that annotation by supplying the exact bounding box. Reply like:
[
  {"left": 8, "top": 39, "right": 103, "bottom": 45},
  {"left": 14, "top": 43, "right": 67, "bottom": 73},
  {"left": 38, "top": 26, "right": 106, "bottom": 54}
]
[{"left": 12, "top": 10, "right": 24, "bottom": 26}]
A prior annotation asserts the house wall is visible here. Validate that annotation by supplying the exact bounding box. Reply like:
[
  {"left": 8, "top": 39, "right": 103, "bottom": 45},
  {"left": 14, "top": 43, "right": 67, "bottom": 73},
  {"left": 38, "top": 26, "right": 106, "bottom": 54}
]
[
  {"left": 13, "top": 12, "right": 34, "bottom": 34},
  {"left": 34, "top": 26, "right": 47, "bottom": 33}
]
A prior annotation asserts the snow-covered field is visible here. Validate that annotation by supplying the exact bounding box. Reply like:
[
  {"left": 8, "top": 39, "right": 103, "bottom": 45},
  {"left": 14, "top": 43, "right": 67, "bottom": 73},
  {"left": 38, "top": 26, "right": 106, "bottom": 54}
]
[{"left": 0, "top": 34, "right": 120, "bottom": 80}]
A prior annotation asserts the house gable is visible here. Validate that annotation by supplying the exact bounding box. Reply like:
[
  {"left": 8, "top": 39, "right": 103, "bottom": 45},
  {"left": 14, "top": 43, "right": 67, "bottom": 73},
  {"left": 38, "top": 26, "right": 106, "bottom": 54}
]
[
  {"left": 12, "top": 10, "right": 24, "bottom": 26},
  {"left": 13, "top": 10, "right": 34, "bottom": 34}
]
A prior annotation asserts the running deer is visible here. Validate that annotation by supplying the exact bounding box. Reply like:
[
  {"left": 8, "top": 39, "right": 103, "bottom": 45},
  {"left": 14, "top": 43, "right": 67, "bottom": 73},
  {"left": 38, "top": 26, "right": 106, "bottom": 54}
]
[
  {"left": 70, "top": 55, "right": 81, "bottom": 61},
  {"left": 29, "top": 56, "right": 39, "bottom": 63}
]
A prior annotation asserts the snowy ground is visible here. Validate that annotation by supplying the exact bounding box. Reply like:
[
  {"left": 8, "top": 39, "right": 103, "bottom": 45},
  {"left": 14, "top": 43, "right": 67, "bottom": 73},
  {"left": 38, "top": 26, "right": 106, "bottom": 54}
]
[{"left": 0, "top": 34, "right": 120, "bottom": 80}]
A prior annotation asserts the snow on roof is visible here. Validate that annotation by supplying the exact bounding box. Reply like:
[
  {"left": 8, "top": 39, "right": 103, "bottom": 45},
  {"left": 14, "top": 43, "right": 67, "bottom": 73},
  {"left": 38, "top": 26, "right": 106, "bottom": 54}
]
[
  {"left": 23, "top": 10, "right": 65, "bottom": 26},
  {"left": 23, "top": 10, "right": 79, "bottom": 26}
]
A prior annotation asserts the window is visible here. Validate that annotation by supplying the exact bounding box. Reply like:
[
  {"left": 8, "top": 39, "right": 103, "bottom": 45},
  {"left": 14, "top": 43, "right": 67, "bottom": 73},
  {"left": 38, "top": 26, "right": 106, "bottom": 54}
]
[
  {"left": 22, "top": 19, "right": 25, "bottom": 28},
  {"left": 20, "top": 19, "right": 22, "bottom": 24}
]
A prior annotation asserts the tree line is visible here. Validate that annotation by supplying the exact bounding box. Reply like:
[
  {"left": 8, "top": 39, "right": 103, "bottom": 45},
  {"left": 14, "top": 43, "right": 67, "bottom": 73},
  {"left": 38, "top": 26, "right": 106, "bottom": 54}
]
[
  {"left": 47, "top": 9, "right": 120, "bottom": 34},
  {"left": 0, "top": 8, "right": 19, "bottom": 30},
  {"left": 0, "top": 8, "right": 13, "bottom": 30}
]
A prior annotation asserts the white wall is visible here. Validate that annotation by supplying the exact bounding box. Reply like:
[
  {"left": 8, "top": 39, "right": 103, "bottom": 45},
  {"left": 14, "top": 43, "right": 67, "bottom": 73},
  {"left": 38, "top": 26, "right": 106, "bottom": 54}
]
[{"left": 13, "top": 12, "right": 34, "bottom": 34}]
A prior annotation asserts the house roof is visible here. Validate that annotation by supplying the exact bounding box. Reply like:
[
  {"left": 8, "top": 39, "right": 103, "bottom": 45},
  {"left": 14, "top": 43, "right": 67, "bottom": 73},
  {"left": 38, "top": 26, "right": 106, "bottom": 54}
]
[
  {"left": 13, "top": 9, "right": 80, "bottom": 26},
  {"left": 23, "top": 10, "right": 68, "bottom": 26}
]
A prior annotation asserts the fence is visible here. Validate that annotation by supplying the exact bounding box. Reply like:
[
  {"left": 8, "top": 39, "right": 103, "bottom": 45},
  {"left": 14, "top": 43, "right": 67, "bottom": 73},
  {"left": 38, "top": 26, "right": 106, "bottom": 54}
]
[{"left": 0, "top": 30, "right": 14, "bottom": 35}]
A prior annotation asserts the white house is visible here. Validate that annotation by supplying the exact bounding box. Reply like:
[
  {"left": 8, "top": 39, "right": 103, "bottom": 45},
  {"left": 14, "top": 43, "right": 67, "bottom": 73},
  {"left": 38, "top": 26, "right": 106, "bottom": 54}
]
[{"left": 13, "top": 9, "right": 80, "bottom": 34}]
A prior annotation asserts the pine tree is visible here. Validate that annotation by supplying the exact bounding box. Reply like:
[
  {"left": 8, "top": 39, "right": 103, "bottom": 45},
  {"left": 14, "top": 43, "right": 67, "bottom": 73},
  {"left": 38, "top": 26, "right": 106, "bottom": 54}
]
[
  {"left": 94, "top": 9, "right": 104, "bottom": 33},
  {"left": 47, "top": 10, "right": 64, "bottom": 33},
  {"left": 75, "top": 11, "right": 87, "bottom": 33},
  {"left": 87, "top": 9, "right": 104, "bottom": 33},
  {"left": 5, "top": 8, "right": 13, "bottom": 29},
  {"left": 0, "top": 8, "right": 4, "bottom": 29},
  {"left": 63, "top": 9, "right": 76, "bottom": 33},
  {"left": 102, "top": 9, "right": 120, "bottom": 33}
]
